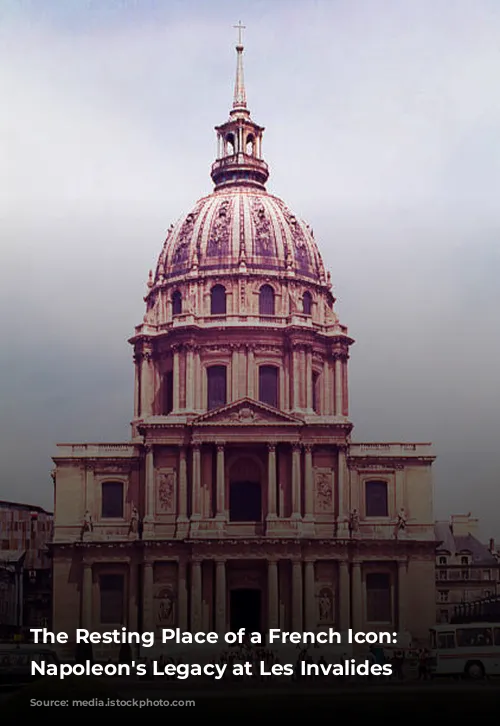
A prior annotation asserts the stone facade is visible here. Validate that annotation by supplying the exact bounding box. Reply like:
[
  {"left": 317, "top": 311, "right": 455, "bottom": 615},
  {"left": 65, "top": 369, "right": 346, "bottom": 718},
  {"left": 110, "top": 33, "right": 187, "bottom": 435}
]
[
  {"left": 0, "top": 500, "right": 53, "bottom": 633},
  {"left": 51, "top": 40, "right": 437, "bottom": 652},
  {"left": 435, "top": 515, "right": 500, "bottom": 623}
]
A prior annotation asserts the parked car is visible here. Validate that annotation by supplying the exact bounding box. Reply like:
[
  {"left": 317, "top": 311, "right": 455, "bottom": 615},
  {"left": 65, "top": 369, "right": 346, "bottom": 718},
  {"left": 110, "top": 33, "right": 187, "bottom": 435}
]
[{"left": 0, "top": 644, "right": 60, "bottom": 690}]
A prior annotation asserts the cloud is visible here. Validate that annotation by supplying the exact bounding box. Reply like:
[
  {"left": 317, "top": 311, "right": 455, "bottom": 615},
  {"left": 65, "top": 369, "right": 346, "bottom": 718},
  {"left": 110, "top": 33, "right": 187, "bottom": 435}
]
[{"left": 1, "top": 0, "right": 499, "bottom": 538}]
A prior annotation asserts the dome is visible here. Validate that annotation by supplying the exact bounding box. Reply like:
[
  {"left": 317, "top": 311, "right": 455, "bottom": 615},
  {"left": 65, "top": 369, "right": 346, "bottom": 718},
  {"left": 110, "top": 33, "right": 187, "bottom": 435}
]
[{"left": 154, "top": 186, "right": 326, "bottom": 284}]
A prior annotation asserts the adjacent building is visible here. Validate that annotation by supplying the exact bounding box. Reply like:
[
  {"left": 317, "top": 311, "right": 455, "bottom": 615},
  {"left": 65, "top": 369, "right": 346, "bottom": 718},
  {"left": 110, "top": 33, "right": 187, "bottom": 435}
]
[
  {"left": 51, "top": 37, "right": 437, "bottom": 653},
  {"left": 435, "top": 514, "right": 499, "bottom": 623},
  {"left": 0, "top": 500, "right": 53, "bottom": 635}
]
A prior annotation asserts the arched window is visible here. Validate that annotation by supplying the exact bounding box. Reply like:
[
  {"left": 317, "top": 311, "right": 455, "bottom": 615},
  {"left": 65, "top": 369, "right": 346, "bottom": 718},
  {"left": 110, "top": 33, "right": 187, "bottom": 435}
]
[
  {"left": 303, "top": 291, "right": 312, "bottom": 315},
  {"left": 259, "top": 365, "right": 279, "bottom": 408},
  {"left": 101, "top": 481, "right": 124, "bottom": 518},
  {"left": 210, "top": 285, "right": 226, "bottom": 315},
  {"left": 172, "top": 290, "right": 182, "bottom": 316},
  {"left": 246, "top": 135, "right": 254, "bottom": 155},
  {"left": 365, "top": 480, "right": 388, "bottom": 517},
  {"left": 259, "top": 284, "right": 275, "bottom": 315},
  {"left": 207, "top": 365, "right": 227, "bottom": 410},
  {"left": 225, "top": 134, "right": 235, "bottom": 156}
]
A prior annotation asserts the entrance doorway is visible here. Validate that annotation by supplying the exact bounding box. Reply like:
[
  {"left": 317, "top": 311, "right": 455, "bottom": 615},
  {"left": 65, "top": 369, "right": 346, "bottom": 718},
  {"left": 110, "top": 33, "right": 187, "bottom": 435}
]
[
  {"left": 229, "top": 481, "right": 261, "bottom": 522},
  {"left": 230, "top": 589, "right": 262, "bottom": 633}
]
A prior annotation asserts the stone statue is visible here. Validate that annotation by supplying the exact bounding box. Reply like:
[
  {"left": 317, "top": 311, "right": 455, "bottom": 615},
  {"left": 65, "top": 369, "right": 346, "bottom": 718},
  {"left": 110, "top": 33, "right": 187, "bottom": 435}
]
[
  {"left": 394, "top": 508, "right": 408, "bottom": 538},
  {"left": 129, "top": 505, "right": 139, "bottom": 535},
  {"left": 319, "top": 589, "right": 333, "bottom": 622},
  {"left": 81, "top": 510, "right": 93, "bottom": 538},
  {"left": 348, "top": 509, "right": 360, "bottom": 535},
  {"left": 158, "top": 593, "right": 174, "bottom": 624}
]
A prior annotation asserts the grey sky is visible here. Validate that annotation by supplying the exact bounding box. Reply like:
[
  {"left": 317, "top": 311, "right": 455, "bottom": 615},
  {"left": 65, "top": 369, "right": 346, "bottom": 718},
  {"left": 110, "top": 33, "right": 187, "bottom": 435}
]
[{"left": 1, "top": 1, "right": 499, "bottom": 538}]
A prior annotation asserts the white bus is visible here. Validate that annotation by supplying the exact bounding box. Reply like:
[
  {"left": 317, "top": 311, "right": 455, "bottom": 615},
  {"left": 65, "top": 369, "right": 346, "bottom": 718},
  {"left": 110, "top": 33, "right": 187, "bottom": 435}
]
[{"left": 429, "top": 622, "right": 500, "bottom": 679}]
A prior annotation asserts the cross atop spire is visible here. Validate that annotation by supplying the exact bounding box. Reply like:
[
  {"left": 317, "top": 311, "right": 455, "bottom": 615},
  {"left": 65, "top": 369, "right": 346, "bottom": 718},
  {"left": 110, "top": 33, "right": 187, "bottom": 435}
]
[
  {"left": 233, "top": 22, "right": 247, "bottom": 110},
  {"left": 233, "top": 21, "right": 245, "bottom": 47}
]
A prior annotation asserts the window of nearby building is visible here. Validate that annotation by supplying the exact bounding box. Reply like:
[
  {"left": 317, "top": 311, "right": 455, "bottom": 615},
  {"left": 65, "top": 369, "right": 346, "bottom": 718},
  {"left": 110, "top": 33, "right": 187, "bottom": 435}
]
[
  {"left": 172, "top": 290, "right": 182, "bottom": 315},
  {"left": 99, "top": 574, "right": 124, "bottom": 624},
  {"left": 461, "top": 556, "right": 469, "bottom": 565},
  {"left": 438, "top": 590, "right": 449, "bottom": 602},
  {"left": 207, "top": 365, "right": 227, "bottom": 410},
  {"left": 461, "top": 570, "right": 469, "bottom": 581},
  {"left": 438, "top": 570, "right": 448, "bottom": 580},
  {"left": 259, "top": 285, "right": 275, "bottom": 315},
  {"left": 303, "top": 291, "right": 312, "bottom": 315},
  {"left": 164, "top": 371, "right": 173, "bottom": 414},
  {"left": 101, "top": 481, "right": 124, "bottom": 519},
  {"left": 483, "top": 570, "right": 491, "bottom": 580},
  {"left": 438, "top": 556, "right": 447, "bottom": 565},
  {"left": 258, "top": 365, "right": 279, "bottom": 408},
  {"left": 210, "top": 285, "right": 226, "bottom": 315},
  {"left": 365, "top": 480, "right": 388, "bottom": 517},
  {"left": 366, "top": 573, "right": 392, "bottom": 623},
  {"left": 439, "top": 609, "right": 449, "bottom": 623}
]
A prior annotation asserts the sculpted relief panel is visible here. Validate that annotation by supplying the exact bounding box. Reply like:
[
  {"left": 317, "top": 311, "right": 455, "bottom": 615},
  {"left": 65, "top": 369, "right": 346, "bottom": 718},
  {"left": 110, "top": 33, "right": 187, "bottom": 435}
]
[
  {"left": 155, "top": 469, "right": 176, "bottom": 514},
  {"left": 314, "top": 468, "right": 334, "bottom": 514}
]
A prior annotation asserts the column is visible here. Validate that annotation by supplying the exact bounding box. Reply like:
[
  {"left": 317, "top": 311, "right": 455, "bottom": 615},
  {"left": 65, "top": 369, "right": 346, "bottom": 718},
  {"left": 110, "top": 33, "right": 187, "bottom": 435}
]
[
  {"left": 337, "top": 447, "right": 345, "bottom": 521},
  {"left": 215, "top": 561, "right": 226, "bottom": 634},
  {"left": 142, "top": 562, "right": 154, "bottom": 630},
  {"left": 304, "top": 446, "right": 314, "bottom": 519},
  {"left": 141, "top": 351, "right": 154, "bottom": 415},
  {"left": 339, "top": 560, "right": 350, "bottom": 631},
  {"left": 178, "top": 447, "right": 188, "bottom": 520},
  {"left": 81, "top": 563, "right": 93, "bottom": 628},
  {"left": 128, "top": 561, "right": 138, "bottom": 631},
  {"left": 144, "top": 445, "right": 155, "bottom": 523},
  {"left": 185, "top": 345, "right": 194, "bottom": 410},
  {"left": 85, "top": 465, "right": 95, "bottom": 520},
  {"left": 177, "top": 560, "right": 188, "bottom": 629},
  {"left": 398, "top": 560, "right": 408, "bottom": 632},
  {"left": 231, "top": 347, "right": 239, "bottom": 400},
  {"left": 267, "top": 560, "right": 279, "bottom": 630},
  {"left": 342, "top": 358, "right": 349, "bottom": 416},
  {"left": 191, "top": 445, "right": 201, "bottom": 519},
  {"left": 267, "top": 444, "right": 277, "bottom": 519},
  {"left": 190, "top": 560, "right": 202, "bottom": 631},
  {"left": 247, "top": 345, "right": 254, "bottom": 397},
  {"left": 216, "top": 444, "right": 225, "bottom": 519},
  {"left": 304, "top": 560, "right": 316, "bottom": 630},
  {"left": 351, "top": 561, "right": 363, "bottom": 630},
  {"left": 133, "top": 354, "right": 141, "bottom": 417},
  {"left": 291, "top": 445, "right": 301, "bottom": 518},
  {"left": 292, "top": 347, "right": 300, "bottom": 409},
  {"left": 292, "top": 560, "right": 303, "bottom": 631},
  {"left": 172, "top": 346, "right": 180, "bottom": 411},
  {"left": 322, "top": 359, "right": 330, "bottom": 415},
  {"left": 305, "top": 347, "right": 313, "bottom": 410},
  {"left": 334, "top": 355, "right": 343, "bottom": 417},
  {"left": 193, "top": 346, "right": 201, "bottom": 410}
]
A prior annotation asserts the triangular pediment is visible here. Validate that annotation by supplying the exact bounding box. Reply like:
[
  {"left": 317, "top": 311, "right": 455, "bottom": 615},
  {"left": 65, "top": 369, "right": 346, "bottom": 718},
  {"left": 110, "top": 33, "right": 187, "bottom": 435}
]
[{"left": 193, "top": 398, "right": 303, "bottom": 426}]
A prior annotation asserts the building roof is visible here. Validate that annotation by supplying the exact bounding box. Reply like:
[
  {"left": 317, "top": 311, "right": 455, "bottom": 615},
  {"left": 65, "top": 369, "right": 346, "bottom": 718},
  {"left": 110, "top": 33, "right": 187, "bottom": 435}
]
[
  {"left": 0, "top": 500, "right": 53, "bottom": 516},
  {"left": 435, "top": 522, "right": 497, "bottom": 565}
]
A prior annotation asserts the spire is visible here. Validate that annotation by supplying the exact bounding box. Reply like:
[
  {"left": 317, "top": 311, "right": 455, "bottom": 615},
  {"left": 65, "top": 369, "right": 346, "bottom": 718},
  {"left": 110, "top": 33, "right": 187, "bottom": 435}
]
[
  {"left": 233, "top": 22, "right": 247, "bottom": 110},
  {"left": 210, "top": 26, "right": 269, "bottom": 191}
]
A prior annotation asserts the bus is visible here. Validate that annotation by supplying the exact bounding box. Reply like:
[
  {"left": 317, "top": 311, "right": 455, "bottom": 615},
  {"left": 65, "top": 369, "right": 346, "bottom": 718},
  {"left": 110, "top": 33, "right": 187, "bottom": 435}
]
[{"left": 429, "top": 623, "right": 500, "bottom": 679}]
